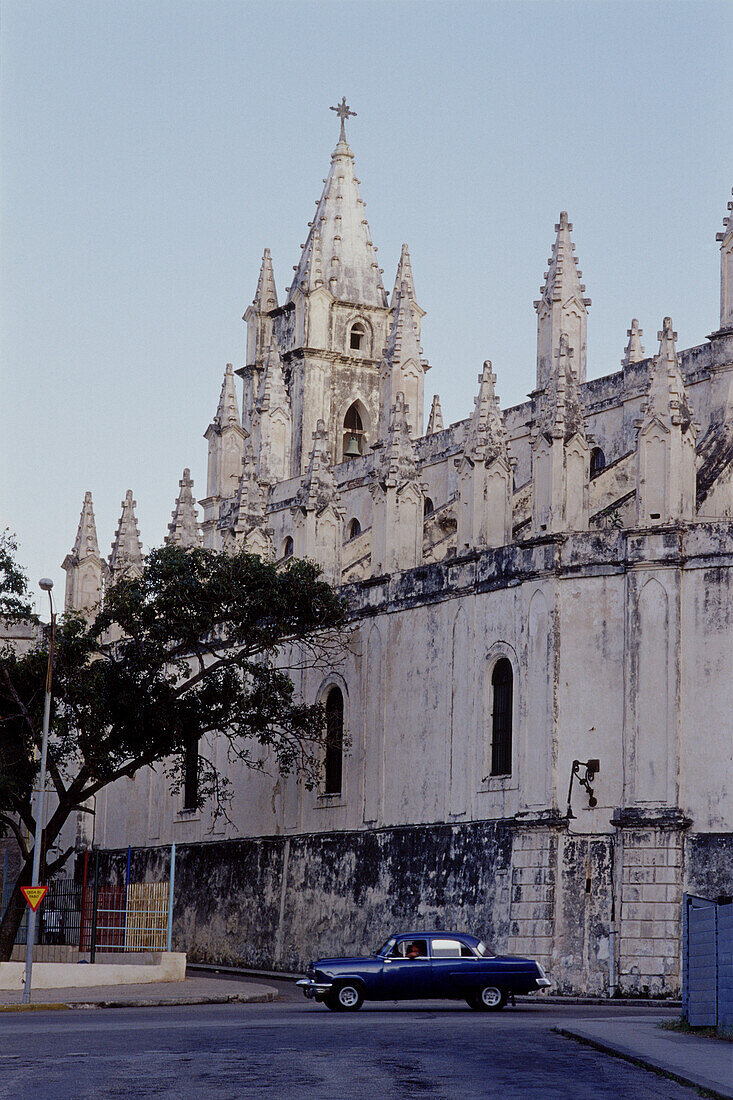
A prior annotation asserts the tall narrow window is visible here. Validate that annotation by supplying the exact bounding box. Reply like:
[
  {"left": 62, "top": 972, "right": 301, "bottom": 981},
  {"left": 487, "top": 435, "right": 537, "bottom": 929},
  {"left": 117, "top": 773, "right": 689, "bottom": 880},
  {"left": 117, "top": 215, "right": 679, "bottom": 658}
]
[
  {"left": 183, "top": 732, "right": 199, "bottom": 810},
  {"left": 349, "top": 321, "right": 366, "bottom": 351},
  {"left": 490, "top": 659, "right": 513, "bottom": 776},
  {"left": 342, "top": 403, "right": 366, "bottom": 460},
  {"left": 590, "top": 447, "right": 606, "bottom": 478},
  {"left": 282, "top": 536, "right": 294, "bottom": 559},
  {"left": 324, "top": 686, "right": 344, "bottom": 795}
]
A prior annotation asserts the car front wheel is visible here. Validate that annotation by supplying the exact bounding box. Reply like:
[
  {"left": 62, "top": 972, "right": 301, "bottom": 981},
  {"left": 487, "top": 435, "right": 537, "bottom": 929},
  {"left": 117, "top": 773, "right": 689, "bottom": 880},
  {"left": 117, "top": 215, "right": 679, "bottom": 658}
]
[
  {"left": 469, "top": 985, "right": 507, "bottom": 1011},
  {"left": 325, "top": 982, "right": 364, "bottom": 1012}
]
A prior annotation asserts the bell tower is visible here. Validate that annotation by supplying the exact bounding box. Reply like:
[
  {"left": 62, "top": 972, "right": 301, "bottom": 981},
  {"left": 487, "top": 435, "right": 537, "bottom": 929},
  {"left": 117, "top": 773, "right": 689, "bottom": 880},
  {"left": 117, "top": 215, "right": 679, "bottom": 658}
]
[{"left": 276, "top": 102, "right": 392, "bottom": 474}]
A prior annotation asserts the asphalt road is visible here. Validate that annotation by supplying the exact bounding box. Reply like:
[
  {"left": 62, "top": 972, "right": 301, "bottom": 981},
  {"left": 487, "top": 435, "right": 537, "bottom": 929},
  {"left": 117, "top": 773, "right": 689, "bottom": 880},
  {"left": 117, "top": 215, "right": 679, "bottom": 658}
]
[{"left": 0, "top": 996, "right": 692, "bottom": 1100}]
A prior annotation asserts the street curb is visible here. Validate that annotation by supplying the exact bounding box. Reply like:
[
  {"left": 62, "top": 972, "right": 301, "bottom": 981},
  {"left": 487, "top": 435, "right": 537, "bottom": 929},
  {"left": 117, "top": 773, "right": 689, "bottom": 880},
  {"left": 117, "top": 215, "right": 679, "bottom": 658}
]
[
  {"left": 554, "top": 1026, "right": 732, "bottom": 1100},
  {"left": 0, "top": 989, "right": 279, "bottom": 1013},
  {"left": 540, "top": 995, "right": 682, "bottom": 1008}
]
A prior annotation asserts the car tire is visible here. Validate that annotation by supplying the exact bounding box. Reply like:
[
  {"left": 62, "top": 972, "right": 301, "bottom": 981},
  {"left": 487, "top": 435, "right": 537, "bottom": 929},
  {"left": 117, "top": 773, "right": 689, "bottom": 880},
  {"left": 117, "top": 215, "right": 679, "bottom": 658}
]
[
  {"left": 326, "top": 982, "right": 364, "bottom": 1012},
  {"left": 472, "top": 985, "right": 507, "bottom": 1011}
]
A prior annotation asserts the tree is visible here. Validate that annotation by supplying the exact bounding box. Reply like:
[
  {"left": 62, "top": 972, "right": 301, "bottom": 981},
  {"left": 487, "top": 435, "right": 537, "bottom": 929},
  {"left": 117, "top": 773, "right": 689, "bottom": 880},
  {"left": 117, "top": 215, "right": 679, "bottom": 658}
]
[{"left": 0, "top": 543, "right": 345, "bottom": 960}]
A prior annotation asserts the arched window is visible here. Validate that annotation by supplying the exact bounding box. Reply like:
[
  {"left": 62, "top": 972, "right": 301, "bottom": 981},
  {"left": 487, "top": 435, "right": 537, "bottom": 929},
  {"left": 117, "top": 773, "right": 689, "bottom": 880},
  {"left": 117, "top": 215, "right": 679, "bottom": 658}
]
[
  {"left": 324, "top": 686, "right": 344, "bottom": 795},
  {"left": 590, "top": 447, "right": 606, "bottom": 478},
  {"left": 347, "top": 518, "right": 361, "bottom": 541},
  {"left": 282, "top": 536, "right": 294, "bottom": 559},
  {"left": 490, "top": 659, "right": 513, "bottom": 777},
  {"left": 342, "top": 403, "right": 366, "bottom": 460},
  {"left": 349, "top": 321, "right": 366, "bottom": 351},
  {"left": 424, "top": 497, "right": 434, "bottom": 517}
]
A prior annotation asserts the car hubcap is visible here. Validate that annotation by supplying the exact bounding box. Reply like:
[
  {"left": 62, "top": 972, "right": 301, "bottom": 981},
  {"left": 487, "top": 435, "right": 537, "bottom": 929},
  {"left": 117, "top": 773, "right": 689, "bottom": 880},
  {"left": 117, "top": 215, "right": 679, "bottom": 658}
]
[
  {"left": 481, "top": 986, "right": 501, "bottom": 1007},
  {"left": 339, "top": 986, "right": 358, "bottom": 1007}
]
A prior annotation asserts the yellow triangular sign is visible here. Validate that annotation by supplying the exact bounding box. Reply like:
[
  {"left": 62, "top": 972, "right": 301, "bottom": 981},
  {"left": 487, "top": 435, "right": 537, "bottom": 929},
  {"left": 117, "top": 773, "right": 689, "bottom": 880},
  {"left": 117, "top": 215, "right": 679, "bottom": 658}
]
[{"left": 21, "top": 885, "right": 48, "bottom": 912}]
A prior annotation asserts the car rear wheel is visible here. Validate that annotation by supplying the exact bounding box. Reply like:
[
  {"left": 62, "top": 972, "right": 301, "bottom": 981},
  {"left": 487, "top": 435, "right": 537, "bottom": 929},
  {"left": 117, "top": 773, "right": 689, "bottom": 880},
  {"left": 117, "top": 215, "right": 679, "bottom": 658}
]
[
  {"left": 470, "top": 985, "right": 506, "bottom": 1011},
  {"left": 325, "top": 982, "right": 363, "bottom": 1012}
]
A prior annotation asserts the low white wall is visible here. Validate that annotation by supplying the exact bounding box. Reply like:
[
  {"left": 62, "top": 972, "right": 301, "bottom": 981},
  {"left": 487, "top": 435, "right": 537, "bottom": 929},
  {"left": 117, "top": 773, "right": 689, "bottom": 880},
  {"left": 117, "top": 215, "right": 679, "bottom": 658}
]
[{"left": 0, "top": 952, "right": 186, "bottom": 990}]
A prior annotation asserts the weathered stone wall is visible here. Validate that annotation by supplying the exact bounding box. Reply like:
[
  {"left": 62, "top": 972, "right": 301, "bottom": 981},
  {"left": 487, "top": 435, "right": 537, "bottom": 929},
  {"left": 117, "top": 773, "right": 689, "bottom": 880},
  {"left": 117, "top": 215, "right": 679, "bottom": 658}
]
[
  {"left": 92, "top": 821, "right": 615, "bottom": 993},
  {"left": 84, "top": 823, "right": 732, "bottom": 996}
]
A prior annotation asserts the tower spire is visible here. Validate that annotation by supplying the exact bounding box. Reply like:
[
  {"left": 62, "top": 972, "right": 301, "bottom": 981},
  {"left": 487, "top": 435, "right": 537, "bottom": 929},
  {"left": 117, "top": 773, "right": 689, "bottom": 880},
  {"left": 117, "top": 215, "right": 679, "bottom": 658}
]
[
  {"left": 214, "top": 362, "right": 241, "bottom": 428},
  {"left": 251, "top": 248, "right": 278, "bottom": 313},
  {"left": 62, "top": 491, "right": 104, "bottom": 614},
  {"left": 287, "top": 116, "right": 385, "bottom": 308},
  {"left": 165, "top": 468, "right": 202, "bottom": 548},
  {"left": 70, "top": 491, "right": 100, "bottom": 560},
  {"left": 379, "top": 279, "right": 426, "bottom": 438},
  {"left": 534, "top": 211, "right": 591, "bottom": 389},
  {"left": 109, "top": 490, "right": 144, "bottom": 581}
]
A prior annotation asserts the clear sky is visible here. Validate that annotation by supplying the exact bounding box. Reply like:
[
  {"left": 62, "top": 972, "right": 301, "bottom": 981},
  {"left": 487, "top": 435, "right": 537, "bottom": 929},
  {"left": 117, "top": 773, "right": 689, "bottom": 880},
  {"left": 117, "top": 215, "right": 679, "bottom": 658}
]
[{"left": 2, "top": 0, "right": 732, "bottom": 612}]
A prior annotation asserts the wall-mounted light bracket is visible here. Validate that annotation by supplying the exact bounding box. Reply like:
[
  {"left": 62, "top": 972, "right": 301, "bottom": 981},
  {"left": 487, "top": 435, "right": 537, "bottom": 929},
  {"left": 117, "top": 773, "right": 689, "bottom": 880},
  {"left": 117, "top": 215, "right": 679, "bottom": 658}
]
[{"left": 566, "top": 758, "right": 600, "bottom": 818}]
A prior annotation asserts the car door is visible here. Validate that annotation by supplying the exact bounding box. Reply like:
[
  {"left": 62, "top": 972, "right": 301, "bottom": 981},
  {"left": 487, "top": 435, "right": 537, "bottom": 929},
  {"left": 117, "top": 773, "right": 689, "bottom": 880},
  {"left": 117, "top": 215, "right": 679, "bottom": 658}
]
[
  {"left": 429, "top": 937, "right": 479, "bottom": 997},
  {"left": 379, "top": 938, "right": 432, "bottom": 999}
]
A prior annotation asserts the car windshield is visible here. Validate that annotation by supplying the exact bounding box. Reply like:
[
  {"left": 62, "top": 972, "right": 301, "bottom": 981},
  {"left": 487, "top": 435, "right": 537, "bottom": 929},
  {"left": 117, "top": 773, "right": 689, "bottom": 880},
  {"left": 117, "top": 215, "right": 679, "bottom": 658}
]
[
  {"left": 376, "top": 938, "right": 395, "bottom": 957},
  {"left": 476, "top": 941, "right": 496, "bottom": 957}
]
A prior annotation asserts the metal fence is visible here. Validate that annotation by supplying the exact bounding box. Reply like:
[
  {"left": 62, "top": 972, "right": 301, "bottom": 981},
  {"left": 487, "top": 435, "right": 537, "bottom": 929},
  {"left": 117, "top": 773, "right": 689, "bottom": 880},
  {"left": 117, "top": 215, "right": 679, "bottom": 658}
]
[
  {"left": 1, "top": 843, "right": 176, "bottom": 955},
  {"left": 78, "top": 882, "right": 169, "bottom": 952},
  {"left": 682, "top": 893, "right": 733, "bottom": 1036},
  {"left": 1, "top": 878, "right": 83, "bottom": 947}
]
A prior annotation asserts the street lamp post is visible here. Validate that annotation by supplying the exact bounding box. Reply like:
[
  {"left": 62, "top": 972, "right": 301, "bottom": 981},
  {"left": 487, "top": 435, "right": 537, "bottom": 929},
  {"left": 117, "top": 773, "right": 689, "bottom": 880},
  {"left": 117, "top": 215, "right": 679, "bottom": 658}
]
[{"left": 22, "top": 578, "right": 56, "bottom": 1005}]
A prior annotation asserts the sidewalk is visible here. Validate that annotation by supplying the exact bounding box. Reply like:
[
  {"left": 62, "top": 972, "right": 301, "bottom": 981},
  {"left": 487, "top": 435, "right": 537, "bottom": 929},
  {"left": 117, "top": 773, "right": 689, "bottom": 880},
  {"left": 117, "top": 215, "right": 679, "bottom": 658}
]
[
  {"left": 556, "top": 1016, "right": 733, "bottom": 1100},
  {"left": 0, "top": 975, "right": 278, "bottom": 1012}
]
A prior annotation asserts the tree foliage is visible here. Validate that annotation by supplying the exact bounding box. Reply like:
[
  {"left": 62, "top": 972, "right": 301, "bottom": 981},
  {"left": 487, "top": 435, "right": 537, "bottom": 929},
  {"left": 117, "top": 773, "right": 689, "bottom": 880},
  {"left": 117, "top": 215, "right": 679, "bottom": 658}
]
[
  {"left": 0, "top": 543, "right": 345, "bottom": 959},
  {"left": 0, "top": 530, "right": 34, "bottom": 621}
]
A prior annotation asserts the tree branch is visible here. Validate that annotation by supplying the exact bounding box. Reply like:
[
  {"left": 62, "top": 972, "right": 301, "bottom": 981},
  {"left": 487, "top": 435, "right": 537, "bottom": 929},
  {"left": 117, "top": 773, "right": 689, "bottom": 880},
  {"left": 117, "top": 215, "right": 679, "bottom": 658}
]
[{"left": 0, "top": 814, "right": 30, "bottom": 860}]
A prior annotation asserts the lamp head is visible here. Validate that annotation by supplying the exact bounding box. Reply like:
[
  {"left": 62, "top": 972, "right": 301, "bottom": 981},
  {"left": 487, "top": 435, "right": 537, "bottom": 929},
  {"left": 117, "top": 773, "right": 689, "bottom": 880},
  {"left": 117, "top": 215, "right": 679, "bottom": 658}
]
[{"left": 39, "top": 578, "right": 54, "bottom": 592}]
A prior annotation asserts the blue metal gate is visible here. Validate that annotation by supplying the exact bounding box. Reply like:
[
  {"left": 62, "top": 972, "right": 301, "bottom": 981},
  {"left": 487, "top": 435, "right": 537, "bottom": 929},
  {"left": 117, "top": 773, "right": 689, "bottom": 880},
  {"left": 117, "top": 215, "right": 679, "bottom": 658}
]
[{"left": 683, "top": 893, "right": 733, "bottom": 1035}]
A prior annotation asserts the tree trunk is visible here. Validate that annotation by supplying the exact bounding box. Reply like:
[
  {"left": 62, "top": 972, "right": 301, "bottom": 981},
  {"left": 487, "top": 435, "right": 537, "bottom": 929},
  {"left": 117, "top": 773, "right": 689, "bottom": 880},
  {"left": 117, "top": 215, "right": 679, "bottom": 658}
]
[{"left": 0, "top": 859, "right": 32, "bottom": 962}]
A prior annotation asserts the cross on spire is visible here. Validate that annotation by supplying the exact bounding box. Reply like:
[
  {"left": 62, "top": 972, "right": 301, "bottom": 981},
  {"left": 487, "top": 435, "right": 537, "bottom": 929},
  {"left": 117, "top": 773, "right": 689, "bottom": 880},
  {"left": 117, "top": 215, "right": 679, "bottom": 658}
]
[{"left": 330, "top": 96, "right": 356, "bottom": 142}]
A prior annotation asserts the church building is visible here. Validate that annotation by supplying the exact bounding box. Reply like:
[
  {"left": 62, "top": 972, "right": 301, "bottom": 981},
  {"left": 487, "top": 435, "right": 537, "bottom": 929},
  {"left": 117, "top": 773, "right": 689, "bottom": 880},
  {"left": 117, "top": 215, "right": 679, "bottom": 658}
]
[{"left": 63, "top": 105, "right": 733, "bottom": 996}]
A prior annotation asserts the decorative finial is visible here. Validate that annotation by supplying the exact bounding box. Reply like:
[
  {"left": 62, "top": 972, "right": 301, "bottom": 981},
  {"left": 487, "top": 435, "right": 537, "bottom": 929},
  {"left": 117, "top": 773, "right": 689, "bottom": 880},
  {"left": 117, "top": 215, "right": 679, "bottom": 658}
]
[{"left": 330, "top": 96, "right": 356, "bottom": 142}]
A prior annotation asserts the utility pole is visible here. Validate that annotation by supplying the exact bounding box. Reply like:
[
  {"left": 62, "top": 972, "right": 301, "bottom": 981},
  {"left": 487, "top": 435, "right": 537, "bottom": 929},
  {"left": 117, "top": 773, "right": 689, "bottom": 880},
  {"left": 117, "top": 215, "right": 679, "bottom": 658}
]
[{"left": 22, "top": 578, "right": 56, "bottom": 1005}]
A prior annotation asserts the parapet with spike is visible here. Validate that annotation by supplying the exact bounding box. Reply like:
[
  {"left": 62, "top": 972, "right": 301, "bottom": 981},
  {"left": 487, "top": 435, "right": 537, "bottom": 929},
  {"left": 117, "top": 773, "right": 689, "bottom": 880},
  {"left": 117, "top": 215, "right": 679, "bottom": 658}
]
[
  {"left": 462, "top": 362, "right": 510, "bottom": 466},
  {"left": 716, "top": 187, "right": 733, "bottom": 330},
  {"left": 427, "top": 394, "right": 444, "bottom": 435},
  {"left": 535, "top": 333, "right": 587, "bottom": 444},
  {"left": 295, "top": 420, "right": 340, "bottom": 514},
  {"left": 622, "top": 319, "right": 646, "bottom": 369}
]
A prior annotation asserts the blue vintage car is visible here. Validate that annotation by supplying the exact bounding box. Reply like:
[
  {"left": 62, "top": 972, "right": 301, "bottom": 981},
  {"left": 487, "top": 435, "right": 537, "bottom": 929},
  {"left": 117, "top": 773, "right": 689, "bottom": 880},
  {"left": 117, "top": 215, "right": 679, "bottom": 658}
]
[{"left": 296, "top": 931, "right": 551, "bottom": 1011}]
